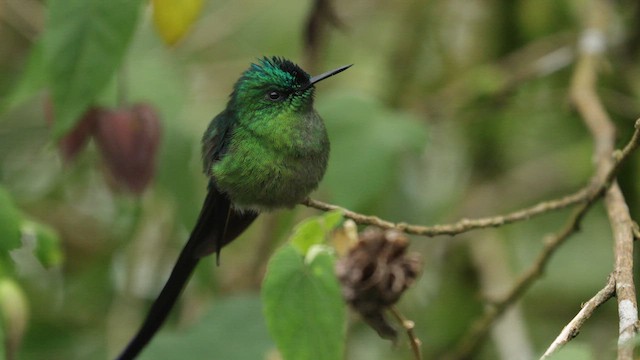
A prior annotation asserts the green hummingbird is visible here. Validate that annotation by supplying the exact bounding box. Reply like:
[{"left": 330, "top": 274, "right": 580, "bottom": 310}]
[{"left": 117, "top": 57, "right": 351, "bottom": 359}]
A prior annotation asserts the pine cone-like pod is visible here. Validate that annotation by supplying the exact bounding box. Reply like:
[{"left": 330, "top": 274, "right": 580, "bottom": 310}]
[{"left": 335, "top": 228, "right": 422, "bottom": 340}]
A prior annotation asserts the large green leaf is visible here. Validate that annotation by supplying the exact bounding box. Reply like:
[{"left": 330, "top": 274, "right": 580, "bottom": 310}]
[
  {"left": 43, "top": 0, "right": 143, "bottom": 138},
  {"left": 262, "top": 244, "right": 345, "bottom": 360},
  {"left": 140, "top": 294, "right": 273, "bottom": 360}
]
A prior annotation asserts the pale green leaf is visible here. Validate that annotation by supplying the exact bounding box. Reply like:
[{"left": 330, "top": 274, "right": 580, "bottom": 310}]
[
  {"left": 290, "top": 218, "right": 324, "bottom": 255},
  {"left": 322, "top": 210, "right": 344, "bottom": 231},
  {"left": 262, "top": 244, "right": 345, "bottom": 360},
  {"left": 290, "top": 211, "right": 343, "bottom": 255}
]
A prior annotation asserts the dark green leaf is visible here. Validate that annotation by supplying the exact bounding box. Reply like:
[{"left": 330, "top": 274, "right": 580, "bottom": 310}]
[
  {"left": 262, "top": 244, "right": 345, "bottom": 360},
  {"left": 43, "top": 0, "right": 143, "bottom": 138}
]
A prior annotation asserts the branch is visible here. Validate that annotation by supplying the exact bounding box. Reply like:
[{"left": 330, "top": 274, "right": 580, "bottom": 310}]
[
  {"left": 389, "top": 306, "right": 422, "bottom": 360},
  {"left": 303, "top": 189, "right": 587, "bottom": 237},
  {"left": 443, "top": 119, "right": 640, "bottom": 360},
  {"left": 570, "top": 2, "right": 639, "bottom": 358},
  {"left": 309, "top": 117, "right": 640, "bottom": 360},
  {"left": 446, "top": 189, "right": 599, "bottom": 359},
  {"left": 303, "top": 118, "right": 640, "bottom": 238},
  {"left": 541, "top": 275, "right": 616, "bottom": 359}
]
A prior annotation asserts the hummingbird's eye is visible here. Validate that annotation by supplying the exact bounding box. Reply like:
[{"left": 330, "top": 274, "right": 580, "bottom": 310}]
[{"left": 266, "top": 91, "right": 283, "bottom": 102}]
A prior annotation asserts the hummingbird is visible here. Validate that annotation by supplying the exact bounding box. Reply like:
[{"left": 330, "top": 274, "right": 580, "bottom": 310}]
[{"left": 117, "top": 57, "right": 351, "bottom": 359}]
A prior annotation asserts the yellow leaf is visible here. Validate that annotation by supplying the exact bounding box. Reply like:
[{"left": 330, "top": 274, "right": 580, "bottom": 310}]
[{"left": 152, "top": 0, "right": 204, "bottom": 46}]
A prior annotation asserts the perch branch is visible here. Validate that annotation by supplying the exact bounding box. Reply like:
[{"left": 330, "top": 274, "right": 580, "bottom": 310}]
[
  {"left": 389, "top": 306, "right": 422, "bottom": 360},
  {"left": 541, "top": 275, "right": 616, "bottom": 359},
  {"left": 303, "top": 118, "right": 640, "bottom": 238},
  {"left": 302, "top": 5, "right": 640, "bottom": 357},
  {"left": 446, "top": 83, "right": 640, "bottom": 360},
  {"left": 303, "top": 190, "right": 586, "bottom": 237},
  {"left": 570, "top": 1, "right": 639, "bottom": 358},
  {"left": 447, "top": 186, "right": 603, "bottom": 359},
  {"left": 309, "top": 116, "right": 640, "bottom": 360},
  {"left": 445, "top": 15, "right": 640, "bottom": 354}
]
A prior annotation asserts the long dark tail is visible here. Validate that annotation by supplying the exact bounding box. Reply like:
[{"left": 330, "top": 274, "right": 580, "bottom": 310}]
[{"left": 116, "top": 187, "right": 258, "bottom": 360}]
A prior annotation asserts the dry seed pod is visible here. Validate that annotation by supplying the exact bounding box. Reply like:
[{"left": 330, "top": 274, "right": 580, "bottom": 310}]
[{"left": 335, "top": 228, "right": 421, "bottom": 340}]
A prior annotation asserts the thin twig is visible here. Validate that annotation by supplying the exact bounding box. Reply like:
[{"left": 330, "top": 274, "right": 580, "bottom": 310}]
[
  {"left": 444, "top": 120, "right": 640, "bottom": 360},
  {"left": 304, "top": 118, "right": 640, "bottom": 360},
  {"left": 570, "top": 2, "right": 639, "bottom": 359},
  {"left": 389, "top": 306, "right": 422, "bottom": 360},
  {"left": 303, "top": 188, "right": 587, "bottom": 237},
  {"left": 541, "top": 275, "right": 616, "bottom": 359},
  {"left": 451, "top": 2, "right": 640, "bottom": 357},
  {"left": 447, "top": 196, "right": 595, "bottom": 359},
  {"left": 303, "top": 118, "right": 640, "bottom": 238}
]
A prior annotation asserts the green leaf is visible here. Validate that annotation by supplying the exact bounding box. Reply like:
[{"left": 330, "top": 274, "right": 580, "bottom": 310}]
[
  {"left": 290, "top": 218, "right": 323, "bottom": 255},
  {"left": 262, "top": 244, "right": 345, "bottom": 360},
  {"left": 290, "top": 210, "right": 343, "bottom": 255},
  {"left": 322, "top": 210, "right": 344, "bottom": 230},
  {"left": 43, "top": 0, "right": 143, "bottom": 138},
  {"left": 140, "top": 295, "right": 273, "bottom": 360}
]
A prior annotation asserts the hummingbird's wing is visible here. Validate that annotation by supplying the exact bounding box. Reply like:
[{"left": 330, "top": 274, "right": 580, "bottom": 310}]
[
  {"left": 193, "top": 188, "right": 259, "bottom": 259},
  {"left": 199, "top": 110, "right": 260, "bottom": 257},
  {"left": 202, "top": 110, "right": 234, "bottom": 176}
]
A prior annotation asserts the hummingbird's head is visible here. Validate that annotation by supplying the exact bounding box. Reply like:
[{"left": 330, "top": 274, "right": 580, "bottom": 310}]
[{"left": 229, "top": 57, "right": 351, "bottom": 117}]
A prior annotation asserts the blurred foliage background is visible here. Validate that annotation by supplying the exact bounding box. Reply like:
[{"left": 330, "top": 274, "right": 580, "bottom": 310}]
[{"left": 1, "top": 0, "right": 640, "bottom": 359}]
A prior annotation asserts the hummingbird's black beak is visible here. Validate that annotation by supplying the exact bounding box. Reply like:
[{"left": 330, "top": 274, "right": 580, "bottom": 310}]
[{"left": 305, "top": 64, "right": 353, "bottom": 90}]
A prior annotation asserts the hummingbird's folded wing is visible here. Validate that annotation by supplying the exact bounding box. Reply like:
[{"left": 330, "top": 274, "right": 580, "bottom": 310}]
[{"left": 202, "top": 110, "right": 234, "bottom": 176}]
